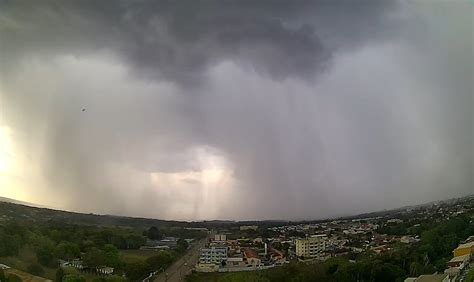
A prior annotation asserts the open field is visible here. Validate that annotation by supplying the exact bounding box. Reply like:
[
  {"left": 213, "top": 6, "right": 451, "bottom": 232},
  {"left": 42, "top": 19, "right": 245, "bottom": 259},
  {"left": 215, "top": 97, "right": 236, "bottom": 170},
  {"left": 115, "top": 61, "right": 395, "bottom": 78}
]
[
  {"left": 186, "top": 271, "right": 270, "bottom": 282},
  {"left": 120, "top": 249, "right": 164, "bottom": 263}
]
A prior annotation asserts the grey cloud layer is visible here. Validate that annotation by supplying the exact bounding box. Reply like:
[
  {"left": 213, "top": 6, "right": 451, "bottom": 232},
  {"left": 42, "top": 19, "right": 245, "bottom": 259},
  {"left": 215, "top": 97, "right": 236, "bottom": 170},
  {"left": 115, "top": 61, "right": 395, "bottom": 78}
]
[
  {"left": 1, "top": 0, "right": 398, "bottom": 83},
  {"left": 0, "top": 0, "right": 472, "bottom": 220}
]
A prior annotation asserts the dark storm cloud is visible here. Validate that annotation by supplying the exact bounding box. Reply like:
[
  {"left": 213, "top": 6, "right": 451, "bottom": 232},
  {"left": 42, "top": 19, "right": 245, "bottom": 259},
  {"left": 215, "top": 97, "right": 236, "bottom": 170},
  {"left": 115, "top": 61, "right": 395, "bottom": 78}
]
[
  {"left": 0, "top": 0, "right": 398, "bottom": 84},
  {"left": 0, "top": 0, "right": 472, "bottom": 220}
]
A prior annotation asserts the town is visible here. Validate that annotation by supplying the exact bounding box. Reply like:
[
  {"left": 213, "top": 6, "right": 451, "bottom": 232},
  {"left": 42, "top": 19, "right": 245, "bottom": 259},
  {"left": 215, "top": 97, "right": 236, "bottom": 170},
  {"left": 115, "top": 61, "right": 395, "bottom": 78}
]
[
  {"left": 0, "top": 195, "right": 473, "bottom": 281},
  {"left": 190, "top": 195, "right": 474, "bottom": 281}
]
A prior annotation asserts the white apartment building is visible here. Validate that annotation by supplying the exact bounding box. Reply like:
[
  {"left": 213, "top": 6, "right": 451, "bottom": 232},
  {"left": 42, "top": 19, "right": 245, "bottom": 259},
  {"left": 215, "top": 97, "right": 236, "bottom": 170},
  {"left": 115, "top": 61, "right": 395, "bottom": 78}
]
[
  {"left": 215, "top": 234, "right": 227, "bottom": 241},
  {"left": 199, "top": 247, "right": 228, "bottom": 265},
  {"left": 295, "top": 235, "right": 327, "bottom": 258}
]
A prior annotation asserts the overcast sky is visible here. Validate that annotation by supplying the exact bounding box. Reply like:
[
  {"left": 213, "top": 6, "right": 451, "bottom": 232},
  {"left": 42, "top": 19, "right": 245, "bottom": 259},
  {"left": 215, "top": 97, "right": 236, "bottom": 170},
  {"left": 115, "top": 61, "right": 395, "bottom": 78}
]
[{"left": 0, "top": 0, "right": 472, "bottom": 220}]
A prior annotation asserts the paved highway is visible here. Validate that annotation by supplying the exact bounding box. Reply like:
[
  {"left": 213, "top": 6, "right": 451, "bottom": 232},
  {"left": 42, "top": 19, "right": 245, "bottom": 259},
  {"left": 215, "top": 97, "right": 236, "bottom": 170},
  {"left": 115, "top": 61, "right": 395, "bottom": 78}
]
[{"left": 154, "top": 236, "right": 209, "bottom": 282}]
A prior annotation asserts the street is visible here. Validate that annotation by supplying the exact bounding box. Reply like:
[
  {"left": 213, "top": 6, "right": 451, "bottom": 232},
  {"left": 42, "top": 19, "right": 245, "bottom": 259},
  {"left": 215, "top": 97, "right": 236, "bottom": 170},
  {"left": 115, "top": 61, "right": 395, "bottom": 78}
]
[{"left": 154, "top": 236, "right": 209, "bottom": 282}]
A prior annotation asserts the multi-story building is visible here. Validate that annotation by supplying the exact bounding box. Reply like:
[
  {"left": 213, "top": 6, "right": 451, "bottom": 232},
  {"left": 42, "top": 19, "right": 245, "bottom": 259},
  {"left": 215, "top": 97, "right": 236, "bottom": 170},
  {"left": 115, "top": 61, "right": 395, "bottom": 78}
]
[
  {"left": 215, "top": 234, "right": 227, "bottom": 241},
  {"left": 199, "top": 247, "right": 227, "bottom": 265},
  {"left": 453, "top": 242, "right": 474, "bottom": 257},
  {"left": 295, "top": 235, "right": 327, "bottom": 259}
]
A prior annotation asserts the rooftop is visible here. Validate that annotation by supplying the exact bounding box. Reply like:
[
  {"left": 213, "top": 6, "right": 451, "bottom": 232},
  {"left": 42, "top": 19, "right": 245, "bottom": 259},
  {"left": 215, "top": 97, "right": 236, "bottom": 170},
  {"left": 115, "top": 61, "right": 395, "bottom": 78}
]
[
  {"left": 455, "top": 241, "right": 474, "bottom": 249},
  {"left": 243, "top": 248, "right": 260, "bottom": 259},
  {"left": 448, "top": 254, "right": 470, "bottom": 263},
  {"left": 415, "top": 273, "right": 448, "bottom": 282}
]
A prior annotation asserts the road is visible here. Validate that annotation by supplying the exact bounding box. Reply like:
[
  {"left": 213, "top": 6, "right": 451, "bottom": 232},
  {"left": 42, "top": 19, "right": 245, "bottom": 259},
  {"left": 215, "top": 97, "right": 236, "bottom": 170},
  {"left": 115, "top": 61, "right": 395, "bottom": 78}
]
[{"left": 154, "top": 236, "right": 209, "bottom": 282}]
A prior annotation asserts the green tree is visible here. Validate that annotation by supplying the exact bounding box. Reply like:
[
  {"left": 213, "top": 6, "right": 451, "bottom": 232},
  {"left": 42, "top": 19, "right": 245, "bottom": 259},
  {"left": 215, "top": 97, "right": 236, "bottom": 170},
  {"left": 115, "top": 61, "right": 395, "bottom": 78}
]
[
  {"left": 36, "top": 242, "right": 57, "bottom": 267},
  {"left": 55, "top": 268, "right": 65, "bottom": 282},
  {"left": 146, "top": 227, "right": 162, "bottom": 240},
  {"left": 56, "top": 242, "right": 80, "bottom": 260},
  {"left": 371, "top": 263, "right": 405, "bottom": 282},
  {"left": 125, "top": 261, "right": 150, "bottom": 281},
  {"left": 83, "top": 247, "right": 105, "bottom": 268},
  {"left": 466, "top": 267, "right": 474, "bottom": 282},
  {"left": 176, "top": 238, "right": 188, "bottom": 254},
  {"left": 103, "top": 244, "right": 120, "bottom": 268},
  {"left": 0, "top": 234, "right": 21, "bottom": 256},
  {"left": 125, "top": 234, "right": 145, "bottom": 249},
  {"left": 409, "top": 261, "right": 423, "bottom": 277},
  {"left": 110, "top": 235, "right": 126, "bottom": 249},
  {"left": 146, "top": 251, "right": 174, "bottom": 270}
]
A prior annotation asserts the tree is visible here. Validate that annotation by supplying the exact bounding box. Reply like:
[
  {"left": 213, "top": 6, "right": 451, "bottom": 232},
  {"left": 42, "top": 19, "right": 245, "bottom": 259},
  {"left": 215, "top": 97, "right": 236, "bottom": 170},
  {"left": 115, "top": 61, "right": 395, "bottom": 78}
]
[
  {"left": 55, "top": 268, "right": 65, "bottom": 282},
  {"left": 125, "top": 234, "right": 145, "bottom": 249},
  {"left": 36, "top": 242, "right": 57, "bottom": 268},
  {"left": 27, "top": 263, "right": 45, "bottom": 276},
  {"left": 0, "top": 234, "right": 21, "bottom": 256},
  {"left": 371, "top": 263, "right": 405, "bottom": 282},
  {"left": 176, "top": 238, "right": 188, "bottom": 254},
  {"left": 56, "top": 242, "right": 80, "bottom": 260},
  {"left": 146, "top": 251, "right": 174, "bottom": 270},
  {"left": 466, "top": 266, "right": 474, "bottom": 282},
  {"left": 83, "top": 247, "right": 105, "bottom": 268},
  {"left": 146, "top": 227, "right": 162, "bottom": 240},
  {"left": 124, "top": 261, "right": 150, "bottom": 281},
  {"left": 409, "top": 261, "right": 423, "bottom": 277},
  {"left": 103, "top": 244, "right": 120, "bottom": 268},
  {"left": 110, "top": 235, "right": 127, "bottom": 249}
]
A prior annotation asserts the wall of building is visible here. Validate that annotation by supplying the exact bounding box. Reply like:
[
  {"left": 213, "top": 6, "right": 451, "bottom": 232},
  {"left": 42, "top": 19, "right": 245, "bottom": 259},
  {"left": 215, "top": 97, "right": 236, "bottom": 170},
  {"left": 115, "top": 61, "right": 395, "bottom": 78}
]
[{"left": 453, "top": 246, "right": 473, "bottom": 257}]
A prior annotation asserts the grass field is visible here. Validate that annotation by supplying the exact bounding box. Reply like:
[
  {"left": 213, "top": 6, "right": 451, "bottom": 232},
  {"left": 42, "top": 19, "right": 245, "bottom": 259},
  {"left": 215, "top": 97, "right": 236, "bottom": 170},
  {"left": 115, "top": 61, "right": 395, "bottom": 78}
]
[
  {"left": 186, "top": 272, "right": 271, "bottom": 282},
  {"left": 119, "top": 249, "right": 162, "bottom": 263}
]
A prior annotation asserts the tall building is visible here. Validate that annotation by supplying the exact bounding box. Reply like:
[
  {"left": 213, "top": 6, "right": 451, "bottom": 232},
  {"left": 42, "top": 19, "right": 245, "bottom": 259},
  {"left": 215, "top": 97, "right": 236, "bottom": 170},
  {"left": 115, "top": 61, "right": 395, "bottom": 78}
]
[
  {"left": 295, "top": 235, "right": 327, "bottom": 259},
  {"left": 199, "top": 247, "right": 227, "bottom": 265},
  {"left": 215, "top": 234, "right": 226, "bottom": 241}
]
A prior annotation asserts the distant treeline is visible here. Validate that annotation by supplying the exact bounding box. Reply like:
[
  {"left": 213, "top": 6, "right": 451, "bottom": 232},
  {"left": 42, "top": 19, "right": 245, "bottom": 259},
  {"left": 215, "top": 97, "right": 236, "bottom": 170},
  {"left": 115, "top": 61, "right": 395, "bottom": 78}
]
[{"left": 0, "top": 200, "right": 207, "bottom": 281}]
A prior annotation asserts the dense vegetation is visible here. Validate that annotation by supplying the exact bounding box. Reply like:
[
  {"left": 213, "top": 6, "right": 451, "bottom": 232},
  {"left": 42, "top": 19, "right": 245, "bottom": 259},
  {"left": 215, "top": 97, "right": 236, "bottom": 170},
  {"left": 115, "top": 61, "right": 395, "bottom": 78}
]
[
  {"left": 0, "top": 270, "right": 21, "bottom": 282},
  {"left": 187, "top": 214, "right": 474, "bottom": 282},
  {"left": 0, "top": 218, "right": 201, "bottom": 281}
]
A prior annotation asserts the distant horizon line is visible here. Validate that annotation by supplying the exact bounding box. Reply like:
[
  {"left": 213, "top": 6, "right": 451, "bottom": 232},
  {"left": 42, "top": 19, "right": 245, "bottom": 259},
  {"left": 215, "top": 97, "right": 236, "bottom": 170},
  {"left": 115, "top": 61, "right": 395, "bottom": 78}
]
[{"left": 1, "top": 193, "right": 472, "bottom": 224}]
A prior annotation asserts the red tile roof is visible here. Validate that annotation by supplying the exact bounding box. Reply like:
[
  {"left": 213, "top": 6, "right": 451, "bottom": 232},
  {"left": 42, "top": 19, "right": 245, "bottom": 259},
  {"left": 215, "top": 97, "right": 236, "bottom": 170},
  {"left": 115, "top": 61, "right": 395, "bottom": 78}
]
[{"left": 243, "top": 248, "right": 259, "bottom": 259}]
